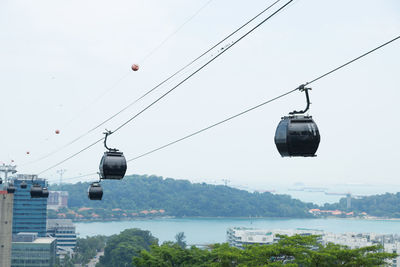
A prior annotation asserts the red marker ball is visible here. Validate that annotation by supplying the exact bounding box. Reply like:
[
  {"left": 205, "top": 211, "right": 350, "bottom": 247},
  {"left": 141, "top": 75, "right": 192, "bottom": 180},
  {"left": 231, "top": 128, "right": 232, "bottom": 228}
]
[
  {"left": 131, "top": 64, "right": 139, "bottom": 71},
  {"left": 55, "top": 129, "right": 60, "bottom": 134},
  {"left": 26, "top": 151, "right": 30, "bottom": 155}
]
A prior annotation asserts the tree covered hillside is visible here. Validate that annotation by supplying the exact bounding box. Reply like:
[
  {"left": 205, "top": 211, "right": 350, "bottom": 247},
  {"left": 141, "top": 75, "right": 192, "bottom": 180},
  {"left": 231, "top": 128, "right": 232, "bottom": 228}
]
[
  {"left": 323, "top": 192, "right": 400, "bottom": 218},
  {"left": 49, "top": 174, "right": 315, "bottom": 218}
]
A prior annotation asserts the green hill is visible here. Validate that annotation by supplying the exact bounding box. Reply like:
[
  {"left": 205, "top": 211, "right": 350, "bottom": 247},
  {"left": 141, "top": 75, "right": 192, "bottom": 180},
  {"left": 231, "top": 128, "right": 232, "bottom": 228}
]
[
  {"left": 49, "top": 174, "right": 315, "bottom": 219},
  {"left": 323, "top": 192, "right": 400, "bottom": 218}
]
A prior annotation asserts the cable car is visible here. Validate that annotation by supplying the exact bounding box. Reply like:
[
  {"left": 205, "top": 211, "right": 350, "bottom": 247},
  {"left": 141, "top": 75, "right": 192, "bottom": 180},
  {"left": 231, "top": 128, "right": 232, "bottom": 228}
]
[
  {"left": 275, "top": 115, "right": 320, "bottom": 157},
  {"left": 88, "top": 182, "right": 103, "bottom": 200},
  {"left": 30, "top": 184, "right": 43, "bottom": 198},
  {"left": 41, "top": 187, "right": 49, "bottom": 198},
  {"left": 20, "top": 181, "right": 27, "bottom": 189},
  {"left": 7, "top": 184, "right": 16, "bottom": 194},
  {"left": 99, "top": 151, "right": 127, "bottom": 179},
  {"left": 274, "top": 86, "right": 320, "bottom": 157},
  {"left": 99, "top": 131, "right": 127, "bottom": 180},
  {"left": 0, "top": 177, "right": 2, "bottom": 184}
]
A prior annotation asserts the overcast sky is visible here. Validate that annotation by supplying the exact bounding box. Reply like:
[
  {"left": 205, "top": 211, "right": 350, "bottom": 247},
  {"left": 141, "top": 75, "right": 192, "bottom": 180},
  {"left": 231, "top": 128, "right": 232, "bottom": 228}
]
[{"left": 1, "top": 0, "right": 399, "bottom": 190}]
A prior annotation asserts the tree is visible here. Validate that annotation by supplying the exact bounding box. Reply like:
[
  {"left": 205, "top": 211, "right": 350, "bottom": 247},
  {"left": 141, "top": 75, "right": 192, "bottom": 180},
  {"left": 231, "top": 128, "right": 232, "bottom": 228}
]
[
  {"left": 133, "top": 235, "right": 397, "bottom": 267},
  {"left": 175, "top": 232, "right": 187, "bottom": 249},
  {"left": 72, "top": 235, "right": 107, "bottom": 265},
  {"left": 98, "top": 228, "right": 158, "bottom": 267},
  {"left": 54, "top": 255, "right": 74, "bottom": 267},
  {"left": 133, "top": 243, "right": 211, "bottom": 267}
]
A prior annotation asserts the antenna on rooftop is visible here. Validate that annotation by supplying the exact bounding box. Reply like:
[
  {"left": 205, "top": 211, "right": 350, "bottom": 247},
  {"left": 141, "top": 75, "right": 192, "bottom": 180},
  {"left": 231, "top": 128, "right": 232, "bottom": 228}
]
[{"left": 57, "top": 169, "right": 67, "bottom": 185}]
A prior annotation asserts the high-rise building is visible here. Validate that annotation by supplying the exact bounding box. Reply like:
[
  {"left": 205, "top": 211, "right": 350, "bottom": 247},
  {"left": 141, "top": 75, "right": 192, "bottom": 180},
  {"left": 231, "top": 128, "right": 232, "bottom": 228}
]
[
  {"left": 47, "top": 191, "right": 68, "bottom": 210},
  {"left": 12, "top": 175, "right": 47, "bottom": 237},
  {"left": 47, "top": 219, "right": 77, "bottom": 257},
  {"left": 0, "top": 190, "right": 14, "bottom": 267},
  {"left": 11, "top": 233, "right": 56, "bottom": 267}
]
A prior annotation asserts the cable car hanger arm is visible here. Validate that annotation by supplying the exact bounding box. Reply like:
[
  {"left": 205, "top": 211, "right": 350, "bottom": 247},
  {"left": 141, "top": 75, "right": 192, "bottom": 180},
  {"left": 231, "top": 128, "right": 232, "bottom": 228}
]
[
  {"left": 103, "top": 130, "right": 118, "bottom": 152},
  {"left": 289, "top": 85, "right": 312, "bottom": 115}
]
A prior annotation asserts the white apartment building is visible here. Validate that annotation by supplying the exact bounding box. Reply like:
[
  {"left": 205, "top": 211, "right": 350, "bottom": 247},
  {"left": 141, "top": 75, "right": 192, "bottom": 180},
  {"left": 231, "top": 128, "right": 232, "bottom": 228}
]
[
  {"left": 227, "top": 227, "right": 400, "bottom": 267},
  {"left": 47, "top": 219, "right": 77, "bottom": 258}
]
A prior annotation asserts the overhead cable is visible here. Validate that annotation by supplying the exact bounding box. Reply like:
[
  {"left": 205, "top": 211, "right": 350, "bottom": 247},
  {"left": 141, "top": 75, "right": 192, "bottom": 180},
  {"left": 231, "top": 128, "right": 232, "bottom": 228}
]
[
  {"left": 125, "top": 35, "right": 400, "bottom": 162},
  {"left": 34, "top": 0, "right": 291, "bottom": 175},
  {"left": 110, "top": 0, "right": 293, "bottom": 134},
  {"left": 139, "top": 0, "right": 216, "bottom": 63},
  {"left": 43, "top": 34, "right": 400, "bottom": 181},
  {"left": 37, "top": 138, "right": 104, "bottom": 175},
  {"left": 26, "top": 0, "right": 281, "bottom": 167}
]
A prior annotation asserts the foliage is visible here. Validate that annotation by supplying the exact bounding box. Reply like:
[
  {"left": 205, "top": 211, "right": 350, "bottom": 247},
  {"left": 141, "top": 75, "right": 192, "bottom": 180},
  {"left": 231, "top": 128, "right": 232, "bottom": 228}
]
[
  {"left": 175, "top": 232, "right": 187, "bottom": 249},
  {"left": 323, "top": 192, "right": 400, "bottom": 218},
  {"left": 133, "top": 235, "right": 397, "bottom": 267},
  {"left": 54, "top": 236, "right": 106, "bottom": 266},
  {"left": 55, "top": 255, "right": 74, "bottom": 267},
  {"left": 97, "top": 228, "right": 158, "bottom": 267},
  {"left": 74, "top": 235, "right": 107, "bottom": 264},
  {"left": 49, "top": 174, "right": 316, "bottom": 218}
]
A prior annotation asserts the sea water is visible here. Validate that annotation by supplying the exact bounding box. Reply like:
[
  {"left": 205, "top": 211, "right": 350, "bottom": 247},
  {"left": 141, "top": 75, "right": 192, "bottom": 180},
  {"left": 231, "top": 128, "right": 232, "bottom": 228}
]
[{"left": 75, "top": 217, "right": 400, "bottom": 244}]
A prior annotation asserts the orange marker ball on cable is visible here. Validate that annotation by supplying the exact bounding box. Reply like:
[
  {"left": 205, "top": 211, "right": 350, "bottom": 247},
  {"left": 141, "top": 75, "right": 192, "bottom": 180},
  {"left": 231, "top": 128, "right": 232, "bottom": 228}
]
[{"left": 131, "top": 64, "right": 139, "bottom": 71}]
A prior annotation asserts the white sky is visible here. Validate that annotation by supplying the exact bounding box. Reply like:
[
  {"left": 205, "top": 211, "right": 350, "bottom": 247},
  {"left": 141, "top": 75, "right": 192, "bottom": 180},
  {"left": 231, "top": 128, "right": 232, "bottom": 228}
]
[{"left": 1, "top": 0, "right": 399, "bottom": 190}]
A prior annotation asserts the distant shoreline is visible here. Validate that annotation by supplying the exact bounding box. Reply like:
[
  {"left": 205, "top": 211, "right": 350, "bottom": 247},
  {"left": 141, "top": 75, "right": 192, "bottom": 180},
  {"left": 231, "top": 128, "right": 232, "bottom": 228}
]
[
  {"left": 69, "top": 215, "right": 309, "bottom": 223},
  {"left": 67, "top": 215, "right": 400, "bottom": 223}
]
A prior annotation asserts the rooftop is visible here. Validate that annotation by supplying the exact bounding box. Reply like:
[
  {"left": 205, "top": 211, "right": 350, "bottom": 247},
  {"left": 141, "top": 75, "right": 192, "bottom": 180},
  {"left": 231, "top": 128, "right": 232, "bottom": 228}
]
[
  {"left": 33, "top": 238, "right": 56, "bottom": 244},
  {"left": 47, "top": 219, "right": 74, "bottom": 226},
  {"left": 13, "top": 236, "right": 55, "bottom": 244}
]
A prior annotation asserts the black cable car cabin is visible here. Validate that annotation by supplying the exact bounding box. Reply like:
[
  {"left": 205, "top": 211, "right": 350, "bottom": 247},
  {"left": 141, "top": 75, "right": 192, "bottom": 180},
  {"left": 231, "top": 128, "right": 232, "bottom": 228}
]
[
  {"left": 7, "top": 184, "right": 16, "bottom": 194},
  {"left": 275, "top": 115, "right": 320, "bottom": 157},
  {"left": 20, "top": 181, "right": 27, "bottom": 189},
  {"left": 30, "top": 184, "right": 43, "bottom": 198},
  {"left": 274, "top": 85, "right": 320, "bottom": 157},
  {"left": 41, "top": 187, "right": 49, "bottom": 198},
  {"left": 0, "top": 178, "right": 2, "bottom": 184},
  {"left": 99, "top": 131, "right": 127, "bottom": 180},
  {"left": 99, "top": 151, "right": 127, "bottom": 179},
  {"left": 88, "top": 182, "right": 103, "bottom": 200}
]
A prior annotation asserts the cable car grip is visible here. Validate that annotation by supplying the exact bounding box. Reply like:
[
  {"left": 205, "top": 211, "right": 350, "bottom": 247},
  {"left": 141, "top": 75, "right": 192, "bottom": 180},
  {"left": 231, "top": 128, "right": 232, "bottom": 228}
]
[
  {"left": 103, "top": 130, "right": 119, "bottom": 152},
  {"left": 289, "top": 84, "right": 312, "bottom": 115}
]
